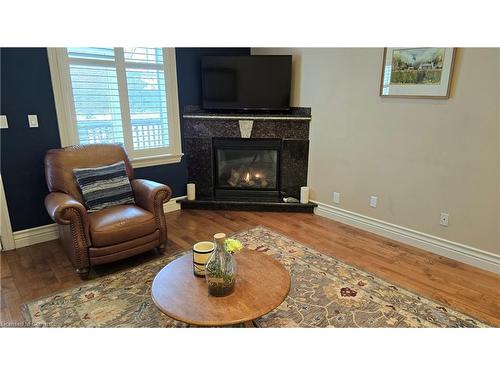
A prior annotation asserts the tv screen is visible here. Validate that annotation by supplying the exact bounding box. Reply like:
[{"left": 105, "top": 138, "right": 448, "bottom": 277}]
[{"left": 201, "top": 55, "right": 292, "bottom": 111}]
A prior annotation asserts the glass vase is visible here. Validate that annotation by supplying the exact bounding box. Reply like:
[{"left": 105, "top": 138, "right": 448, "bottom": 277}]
[{"left": 205, "top": 233, "right": 237, "bottom": 297}]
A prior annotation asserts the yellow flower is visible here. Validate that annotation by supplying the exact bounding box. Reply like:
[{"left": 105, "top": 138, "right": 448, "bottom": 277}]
[{"left": 225, "top": 238, "right": 243, "bottom": 254}]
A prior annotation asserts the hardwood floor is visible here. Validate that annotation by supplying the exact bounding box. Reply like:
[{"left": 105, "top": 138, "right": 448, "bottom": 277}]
[{"left": 1, "top": 209, "right": 499, "bottom": 326}]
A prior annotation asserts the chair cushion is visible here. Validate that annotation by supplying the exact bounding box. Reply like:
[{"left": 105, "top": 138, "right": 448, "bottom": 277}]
[
  {"left": 74, "top": 161, "right": 135, "bottom": 211},
  {"left": 88, "top": 205, "right": 157, "bottom": 247}
]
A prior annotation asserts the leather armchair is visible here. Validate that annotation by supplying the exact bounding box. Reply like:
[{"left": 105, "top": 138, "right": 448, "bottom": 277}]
[{"left": 44, "top": 144, "right": 172, "bottom": 279}]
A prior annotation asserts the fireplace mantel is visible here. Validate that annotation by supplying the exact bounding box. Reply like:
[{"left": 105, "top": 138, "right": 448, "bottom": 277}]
[
  {"left": 183, "top": 106, "right": 312, "bottom": 122},
  {"left": 181, "top": 106, "right": 315, "bottom": 213}
]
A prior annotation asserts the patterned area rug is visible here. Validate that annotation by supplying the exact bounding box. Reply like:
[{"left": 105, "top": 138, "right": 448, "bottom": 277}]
[{"left": 22, "top": 226, "right": 488, "bottom": 327}]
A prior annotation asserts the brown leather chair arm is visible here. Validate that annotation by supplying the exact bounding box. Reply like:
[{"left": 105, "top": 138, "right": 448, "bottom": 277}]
[
  {"left": 131, "top": 179, "right": 172, "bottom": 213},
  {"left": 131, "top": 179, "right": 171, "bottom": 250},
  {"left": 45, "top": 192, "right": 91, "bottom": 274},
  {"left": 45, "top": 192, "right": 88, "bottom": 226}
]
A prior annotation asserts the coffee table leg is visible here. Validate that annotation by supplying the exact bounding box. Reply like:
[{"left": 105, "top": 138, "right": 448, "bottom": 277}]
[{"left": 243, "top": 320, "right": 259, "bottom": 328}]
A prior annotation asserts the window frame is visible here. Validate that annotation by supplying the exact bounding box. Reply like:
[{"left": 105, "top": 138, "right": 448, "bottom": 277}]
[{"left": 47, "top": 47, "right": 183, "bottom": 168}]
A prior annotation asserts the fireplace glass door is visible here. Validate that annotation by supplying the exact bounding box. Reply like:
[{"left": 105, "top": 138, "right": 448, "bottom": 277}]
[
  {"left": 214, "top": 138, "right": 281, "bottom": 200},
  {"left": 217, "top": 149, "right": 278, "bottom": 189}
]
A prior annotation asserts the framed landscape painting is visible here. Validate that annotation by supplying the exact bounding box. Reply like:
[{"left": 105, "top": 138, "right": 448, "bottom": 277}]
[{"left": 380, "top": 48, "right": 456, "bottom": 98}]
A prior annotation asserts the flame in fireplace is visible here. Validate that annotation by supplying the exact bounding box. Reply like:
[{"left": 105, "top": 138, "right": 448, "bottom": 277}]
[{"left": 226, "top": 168, "right": 270, "bottom": 188}]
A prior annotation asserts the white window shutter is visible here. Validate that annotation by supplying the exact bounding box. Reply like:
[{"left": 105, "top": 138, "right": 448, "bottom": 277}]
[{"left": 48, "top": 47, "right": 183, "bottom": 167}]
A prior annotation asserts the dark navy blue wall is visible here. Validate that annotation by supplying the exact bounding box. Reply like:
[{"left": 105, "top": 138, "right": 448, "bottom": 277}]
[
  {"left": 0, "top": 47, "right": 249, "bottom": 231},
  {"left": 0, "top": 48, "right": 62, "bottom": 231}
]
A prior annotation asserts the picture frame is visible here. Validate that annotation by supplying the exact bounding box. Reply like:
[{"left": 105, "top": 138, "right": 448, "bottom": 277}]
[{"left": 380, "top": 48, "right": 456, "bottom": 99}]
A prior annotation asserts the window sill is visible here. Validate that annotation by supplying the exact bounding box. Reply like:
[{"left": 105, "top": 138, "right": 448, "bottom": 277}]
[{"left": 130, "top": 153, "right": 184, "bottom": 168}]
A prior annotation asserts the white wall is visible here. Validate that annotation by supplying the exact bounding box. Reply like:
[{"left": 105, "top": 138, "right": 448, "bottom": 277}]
[
  {"left": 254, "top": 48, "right": 500, "bottom": 255},
  {"left": 497, "top": 49, "right": 500, "bottom": 255}
]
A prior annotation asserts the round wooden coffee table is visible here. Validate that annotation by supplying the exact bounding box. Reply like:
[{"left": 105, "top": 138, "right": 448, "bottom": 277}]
[{"left": 151, "top": 250, "right": 291, "bottom": 327}]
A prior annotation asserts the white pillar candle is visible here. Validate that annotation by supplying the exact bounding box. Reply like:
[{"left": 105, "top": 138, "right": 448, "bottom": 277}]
[
  {"left": 300, "top": 186, "right": 310, "bottom": 204},
  {"left": 187, "top": 183, "right": 196, "bottom": 201}
]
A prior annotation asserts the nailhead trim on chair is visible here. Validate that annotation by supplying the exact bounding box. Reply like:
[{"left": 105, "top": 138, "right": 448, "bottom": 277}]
[
  {"left": 153, "top": 189, "right": 170, "bottom": 251},
  {"left": 66, "top": 207, "right": 90, "bottom": 270}
]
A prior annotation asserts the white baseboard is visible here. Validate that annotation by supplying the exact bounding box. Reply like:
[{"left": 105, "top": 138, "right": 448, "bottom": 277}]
[
  {"left": 11, "top": 196, "right": 185, "bottom": 250},
  {"left": 312, "top": 200, "right": 500, "bottom": 275},
  {"left": 163, "top": 195, "right": 186, "bottom": 213},
  {"left": 13, "top": 223, "right": 59, "bottom": 249}
]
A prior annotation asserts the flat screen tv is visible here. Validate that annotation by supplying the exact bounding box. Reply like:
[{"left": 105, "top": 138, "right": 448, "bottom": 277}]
[{"left": 201, "top": 55, "right": 292, "bottom": 111}]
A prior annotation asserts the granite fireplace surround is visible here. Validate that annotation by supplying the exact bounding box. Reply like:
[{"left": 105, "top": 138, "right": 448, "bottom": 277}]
[{"left": 179, "top": 106, "right": 316, "bottom": 212}]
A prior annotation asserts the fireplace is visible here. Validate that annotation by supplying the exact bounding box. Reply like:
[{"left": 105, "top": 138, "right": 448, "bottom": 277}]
[
  {"left": 213, "top": 138, "right": 281, "bottom": 201},
  {"left": 181, "top": 106, "right": 316, "bottom": 212}
]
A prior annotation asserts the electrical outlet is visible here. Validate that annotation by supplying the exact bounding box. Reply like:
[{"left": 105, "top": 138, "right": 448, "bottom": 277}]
[
  {"left": 333, "top": 192, "right": 340, "bottom": 204},
  {"left": 370, "top": 195, "right": 377, "bottom": 208},
  {"left": 440, "top": 213, "right": 449, "bottom": 227},
  {"left": 0, "top": 115, "right": 8, "bottom": 129},
  {"left": 28, "top": 114, "right": 39, "bottom": 128}
]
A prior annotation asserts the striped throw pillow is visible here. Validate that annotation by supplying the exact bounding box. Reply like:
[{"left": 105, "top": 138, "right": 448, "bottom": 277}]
[{"left": 74, "top": 161, "right": 135, "bottom": 211}]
